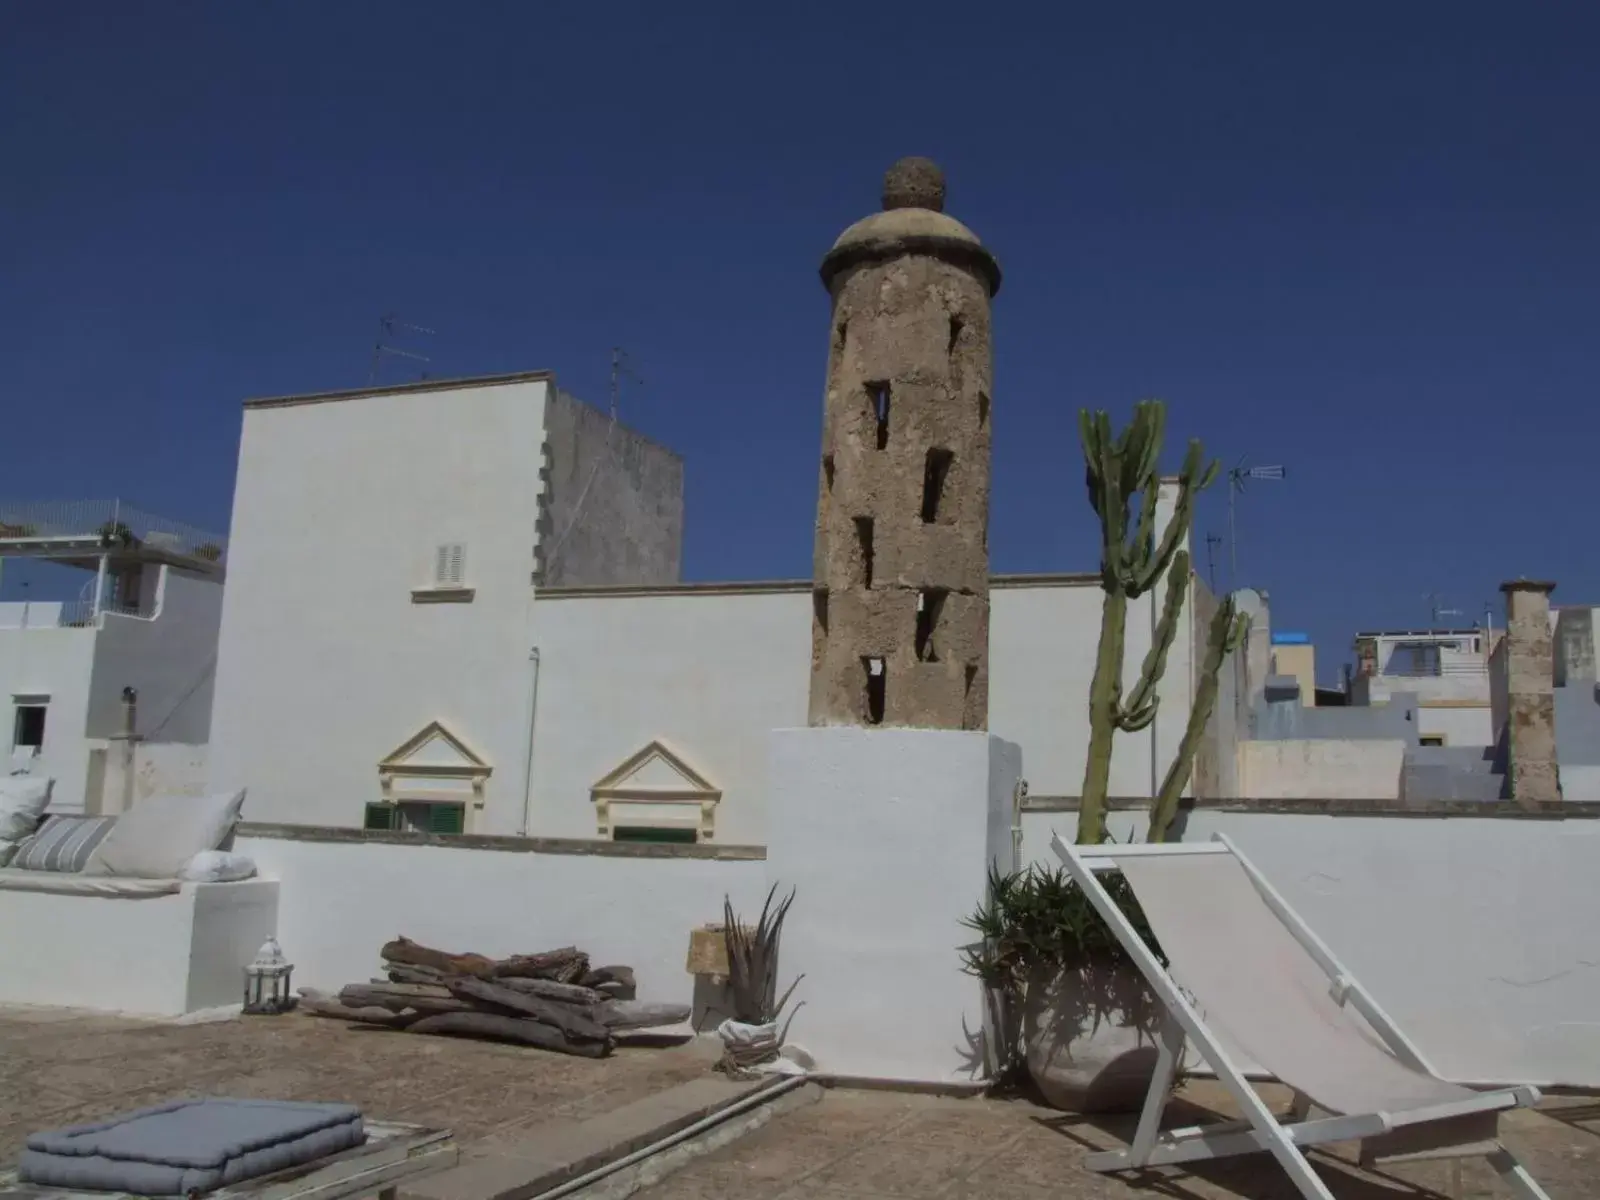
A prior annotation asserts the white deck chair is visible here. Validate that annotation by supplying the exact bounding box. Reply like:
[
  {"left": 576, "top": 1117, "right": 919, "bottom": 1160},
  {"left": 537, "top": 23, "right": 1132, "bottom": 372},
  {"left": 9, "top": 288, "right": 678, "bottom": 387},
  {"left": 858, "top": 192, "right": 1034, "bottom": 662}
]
[{"left": 1050, "top": 833, "right": 1553, "bottom": 1200}]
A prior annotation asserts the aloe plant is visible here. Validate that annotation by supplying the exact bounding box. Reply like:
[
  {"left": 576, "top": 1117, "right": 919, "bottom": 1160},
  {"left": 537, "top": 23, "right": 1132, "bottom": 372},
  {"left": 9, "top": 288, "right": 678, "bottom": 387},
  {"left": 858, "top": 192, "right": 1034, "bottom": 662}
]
[{"left": 723, "top": 884, "right": 803, "bottom": 1034}]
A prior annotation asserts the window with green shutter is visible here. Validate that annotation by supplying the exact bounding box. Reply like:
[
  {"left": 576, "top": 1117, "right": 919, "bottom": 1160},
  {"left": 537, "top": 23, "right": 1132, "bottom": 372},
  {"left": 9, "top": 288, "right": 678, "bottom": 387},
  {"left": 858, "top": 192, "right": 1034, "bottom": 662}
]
[
  {"left": 612, "top": 826, "right": 697, "bottom": 845},
  {"left": 364, "top": 804, "right": 398, "bottom": 831},
  {"left": 421, "top": 803, "right": 465, "bottom": 835}
]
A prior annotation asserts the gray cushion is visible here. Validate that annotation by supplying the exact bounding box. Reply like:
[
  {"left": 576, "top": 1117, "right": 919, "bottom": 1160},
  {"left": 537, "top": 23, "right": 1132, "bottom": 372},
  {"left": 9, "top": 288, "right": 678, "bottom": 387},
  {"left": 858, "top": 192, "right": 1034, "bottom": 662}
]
[
  {"left": 11, "top": 815, "right": 116, "bottom": 872},
  {"left": 83, "top": 789, "right": 246, "bottom": 878},
  {"left": 19, "top": 1097, "right": 365, "bottom": 1195}
]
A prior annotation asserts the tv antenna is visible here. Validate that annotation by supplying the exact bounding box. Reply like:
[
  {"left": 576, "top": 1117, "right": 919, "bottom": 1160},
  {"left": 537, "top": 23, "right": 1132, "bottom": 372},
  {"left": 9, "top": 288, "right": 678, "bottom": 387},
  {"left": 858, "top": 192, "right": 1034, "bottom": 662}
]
[
  {"left": 1425, "top": 593, "right": 1464, "bottom": 627},
  {"left": 368, "top": 313, "right": 435, "bottom": 384},
  {"left": 1227, "top": 457, "right": 1286, "bottom": 592},
  {"left": 1204, "top": 533, "right": 1224, "bottom": 593}
]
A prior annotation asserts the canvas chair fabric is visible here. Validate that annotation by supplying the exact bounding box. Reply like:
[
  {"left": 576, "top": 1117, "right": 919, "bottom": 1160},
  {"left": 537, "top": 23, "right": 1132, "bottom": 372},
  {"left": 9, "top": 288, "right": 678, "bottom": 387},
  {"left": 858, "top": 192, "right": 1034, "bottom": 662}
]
[{"left": 1116, "top": 853, "right": 1473, "bottom": 1118}]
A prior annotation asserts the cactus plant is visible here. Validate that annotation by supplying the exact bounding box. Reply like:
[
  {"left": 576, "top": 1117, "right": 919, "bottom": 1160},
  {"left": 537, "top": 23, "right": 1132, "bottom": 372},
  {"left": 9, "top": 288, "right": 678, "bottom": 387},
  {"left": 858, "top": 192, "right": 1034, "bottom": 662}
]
[
  {"left": 1076, "top": 400, "right": 1218, "bottom": 845},
  {"left": 1146, "top": 596, "right": 1250, "bottom": 842}
]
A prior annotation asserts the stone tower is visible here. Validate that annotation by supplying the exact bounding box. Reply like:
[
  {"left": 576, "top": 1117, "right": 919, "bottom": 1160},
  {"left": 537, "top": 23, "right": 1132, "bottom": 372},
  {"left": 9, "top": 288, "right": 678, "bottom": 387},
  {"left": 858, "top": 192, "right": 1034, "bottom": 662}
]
[{"left": 808, "top": 157, "right": 1002, "bottom": 730}]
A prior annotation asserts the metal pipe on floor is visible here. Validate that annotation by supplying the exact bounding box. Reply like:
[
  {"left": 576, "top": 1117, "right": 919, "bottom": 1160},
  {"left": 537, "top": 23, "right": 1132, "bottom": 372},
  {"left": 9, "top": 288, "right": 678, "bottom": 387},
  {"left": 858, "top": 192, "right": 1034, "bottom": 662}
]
[{"left": 534, "top": 1074, "right": 810, "bottom": 1200}]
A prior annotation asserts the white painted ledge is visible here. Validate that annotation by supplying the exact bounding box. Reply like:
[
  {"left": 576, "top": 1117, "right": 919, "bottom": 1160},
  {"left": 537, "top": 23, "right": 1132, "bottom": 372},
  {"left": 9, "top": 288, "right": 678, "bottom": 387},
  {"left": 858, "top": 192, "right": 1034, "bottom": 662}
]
[{"left": 0, "top": 879, "right": 279, "bottom": 1016}]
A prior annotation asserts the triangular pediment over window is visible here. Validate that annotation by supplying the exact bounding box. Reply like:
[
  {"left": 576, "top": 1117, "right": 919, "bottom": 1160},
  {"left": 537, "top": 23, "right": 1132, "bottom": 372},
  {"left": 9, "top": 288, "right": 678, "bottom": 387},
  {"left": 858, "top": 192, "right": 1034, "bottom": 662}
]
[
  {"left": 378, "top": 721, "right": 492, "bottom": 807},
  {"left": 590, "top": 740, "right": 720, "bottom": 839}
]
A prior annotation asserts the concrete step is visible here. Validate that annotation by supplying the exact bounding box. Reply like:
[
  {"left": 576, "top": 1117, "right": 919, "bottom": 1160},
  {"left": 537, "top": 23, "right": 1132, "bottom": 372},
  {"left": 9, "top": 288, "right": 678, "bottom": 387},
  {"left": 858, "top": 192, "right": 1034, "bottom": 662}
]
[{"left": 401, "top": 1074, "right": 816, "bottom": 1200}]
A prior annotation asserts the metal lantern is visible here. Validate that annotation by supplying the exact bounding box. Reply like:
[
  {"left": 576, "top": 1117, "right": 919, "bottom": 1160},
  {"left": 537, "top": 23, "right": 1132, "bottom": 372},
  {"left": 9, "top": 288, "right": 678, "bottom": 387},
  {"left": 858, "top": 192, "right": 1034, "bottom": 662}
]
[{"left": 243, "top": 935, "right": 294, "bottom": 1015}]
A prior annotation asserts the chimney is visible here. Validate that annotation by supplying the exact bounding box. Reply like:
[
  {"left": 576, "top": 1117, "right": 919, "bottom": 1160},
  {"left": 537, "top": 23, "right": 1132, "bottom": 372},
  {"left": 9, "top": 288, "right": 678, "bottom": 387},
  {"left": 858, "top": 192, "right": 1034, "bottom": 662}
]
[{"left": 1499, "top": 579, "right": 1560, "bottom": 805}]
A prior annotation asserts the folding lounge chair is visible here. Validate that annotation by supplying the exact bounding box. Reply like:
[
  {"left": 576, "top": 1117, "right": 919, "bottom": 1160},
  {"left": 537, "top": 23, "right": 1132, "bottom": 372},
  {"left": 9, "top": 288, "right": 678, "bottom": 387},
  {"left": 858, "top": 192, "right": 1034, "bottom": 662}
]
[{"left": 1050, "top": 833, "right": 1554, "bottom": 1200}]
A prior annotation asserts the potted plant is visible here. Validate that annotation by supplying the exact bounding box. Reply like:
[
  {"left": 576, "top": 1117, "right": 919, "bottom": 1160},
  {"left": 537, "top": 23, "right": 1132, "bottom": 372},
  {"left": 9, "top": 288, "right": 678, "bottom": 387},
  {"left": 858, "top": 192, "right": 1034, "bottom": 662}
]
[
  {"left": 964, "top": 862, "right": 1170, "bottom": 1110},
  {"left": 965, "top": 399, "right": 1248, "bottom": 1113},
  {"left": 193, "top": 542, "right": 224, "bottom": 563},
  {"left": 714, "top": 884, "right": 804, "bottom": 1076}
]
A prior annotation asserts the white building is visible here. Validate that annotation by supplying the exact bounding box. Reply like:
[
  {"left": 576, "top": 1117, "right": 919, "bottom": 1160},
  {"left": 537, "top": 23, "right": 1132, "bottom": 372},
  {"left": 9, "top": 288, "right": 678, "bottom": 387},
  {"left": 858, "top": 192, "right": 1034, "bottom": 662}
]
[
  {"left": 0, "top": 502, "right": 225, "bottom": 811},
  {"left": 1351, "top": 626, "right": 1497, "bottom": 746},
  {"left": 209, "top": 371, "right": 1203, "bottom": 843}
]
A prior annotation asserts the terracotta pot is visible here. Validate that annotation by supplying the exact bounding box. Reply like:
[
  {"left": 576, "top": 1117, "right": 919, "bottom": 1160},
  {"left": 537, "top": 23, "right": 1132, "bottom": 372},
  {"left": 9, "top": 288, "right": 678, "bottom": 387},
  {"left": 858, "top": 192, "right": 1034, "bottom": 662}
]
[{"left": 1024, "top": 961, "right": 1160, "bottom": 1113}]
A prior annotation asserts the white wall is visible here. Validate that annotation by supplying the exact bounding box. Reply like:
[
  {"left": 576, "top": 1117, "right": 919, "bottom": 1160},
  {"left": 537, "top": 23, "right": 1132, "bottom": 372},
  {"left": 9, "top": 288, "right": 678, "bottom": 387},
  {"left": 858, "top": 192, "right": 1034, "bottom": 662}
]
[
  {"left": 525, "top": 575, "right": 1189, "bottom": 844},
  {"left": 88, "top": 568, "right": 224, "bottom": 743},
  {"left": 1417, "top": 704, "right": 1495, "bottom": 747},
  {"left": 234, "top": 834, "right": 766, "bottom": 1008},
  {"left": 1021, "top": 807, "right": 1600, "bottom": 1087},
  {"left": 529, "top": 587, "right": 810, "bottom": 844},
  {"left": 1236, "top": 739, "right": 1405, "bottom": 799},
  {"left": 210, "top": 378, "right": 551, "bottom": 830},
  {"left": 0, "top": 880, "right": 278, "bottom": 1016},
  {"left": 0, "top": 624, "right": 97, "bottom": 811}
]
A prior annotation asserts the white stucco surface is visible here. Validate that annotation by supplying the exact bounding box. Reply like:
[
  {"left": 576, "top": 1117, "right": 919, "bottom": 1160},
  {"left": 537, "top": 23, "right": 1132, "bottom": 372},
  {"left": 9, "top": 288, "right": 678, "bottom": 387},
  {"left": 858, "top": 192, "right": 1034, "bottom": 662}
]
[
  {"left": 528, "top": 589, "right": 810, "bottom": 844},
  {"left": 211, "top": 378, "right": 551, "bottom": 831},
  {"left": 764, "top": 727, "right": 1021, "bottom": 1083},
  {"left": 88, "top": 569, "right": 223, "bottom": 743},
  {"left": 0, "top": 624, "right": 97, "bottom": 812},
  {"left": 232, "top": 834, "right": 766, "bottom": 1004},
  {"left": 0, "top": 879, "right": 278, "bottom": 1016},
  {"left": 1021, "top": 808, "right": 1600, "bottom": 1087},
  {"left": 1417, "top": 704, "right": 1495, "bottom": 747},
  {"left": 1236, "top": 738, "right": 1405, "bottom": 799}
]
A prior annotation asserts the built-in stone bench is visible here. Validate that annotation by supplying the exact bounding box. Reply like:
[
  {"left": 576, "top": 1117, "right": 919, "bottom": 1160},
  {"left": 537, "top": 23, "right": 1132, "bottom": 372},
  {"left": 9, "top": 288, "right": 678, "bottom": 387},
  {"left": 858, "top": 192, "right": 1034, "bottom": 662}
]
[{"left": 0, "top": 875, "right": 279, "bottom": 1016}]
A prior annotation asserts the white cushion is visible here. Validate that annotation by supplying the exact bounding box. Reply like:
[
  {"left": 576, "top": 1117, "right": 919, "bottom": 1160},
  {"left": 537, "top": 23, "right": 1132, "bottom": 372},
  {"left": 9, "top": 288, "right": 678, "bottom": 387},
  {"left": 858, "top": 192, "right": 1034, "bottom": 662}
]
[
  {"left": 0, "top": 776, "right": 53, "bottom": 842},
  {"left": 179, "top": 849, "right": 258, "bottom": 883},
  {"left": 82, "top": 790, "right": 246, "bottom": 879}
]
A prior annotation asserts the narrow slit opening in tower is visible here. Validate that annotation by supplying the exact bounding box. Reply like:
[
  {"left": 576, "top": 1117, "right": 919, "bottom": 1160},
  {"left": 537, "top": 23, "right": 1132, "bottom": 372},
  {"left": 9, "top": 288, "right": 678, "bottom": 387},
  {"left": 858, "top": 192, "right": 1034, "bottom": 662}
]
[
  {"left": 869, "top": 381, "right": 891, "bottom": 449},
  {"left": 948, "top": 315, "right": 964, "bottom": 355},
  {"left": 921, "top": 448, "right": 954, "bottom": 523},
  {"left": 823, "top": 453, "right": 835, "bottom": 492},
  {"left": 964, "top": 663, "right": 978, "bottom": 698},
  {"left": 915, "top": 588, "right": 948, "bottom": 662},
  {"left": 813, "top": 588, "right": 829, "bottom": 636},
  {"left": 862, "top": 657, "right": 886, "bottom": 725},
  {"left": 836, "top": 321, "right": 848, "bottom": 349},
  {"left": 853, "top": 516, "right": 874, "bottom": 588},
  {"left": 978, "top": 390, "right": 990, "bottom": 427}
]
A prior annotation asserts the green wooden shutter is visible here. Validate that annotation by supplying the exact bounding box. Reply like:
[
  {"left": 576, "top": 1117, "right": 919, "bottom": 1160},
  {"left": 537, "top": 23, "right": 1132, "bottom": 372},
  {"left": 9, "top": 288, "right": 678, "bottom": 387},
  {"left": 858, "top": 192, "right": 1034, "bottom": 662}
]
[
  {"left": 364, "top": 804, "right": 397, "bottom": 831},
  {"left": 427, "top": 804, "right": 465, "bottom": 835}
]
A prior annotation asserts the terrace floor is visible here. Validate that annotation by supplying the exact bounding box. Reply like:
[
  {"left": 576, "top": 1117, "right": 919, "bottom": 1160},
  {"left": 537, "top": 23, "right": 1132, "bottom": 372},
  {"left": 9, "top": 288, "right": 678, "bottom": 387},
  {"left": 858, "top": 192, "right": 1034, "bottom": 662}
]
[
  {"left": 4, "top": 1007, "right": 1597, "bottom": 1198},
  {"left": 0, "top": 1006, "right": 713, "bottom": 1164},
  {"left": 634, "top": 1082, "right": 1600, "bottom": 1199}
]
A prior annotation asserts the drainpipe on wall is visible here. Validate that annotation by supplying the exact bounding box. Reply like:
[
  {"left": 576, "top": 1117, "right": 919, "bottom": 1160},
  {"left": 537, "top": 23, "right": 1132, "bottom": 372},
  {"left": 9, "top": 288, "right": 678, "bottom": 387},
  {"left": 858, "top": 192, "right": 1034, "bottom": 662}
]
[
  {"left": 517, "top": 647, "right": 543, "bottom": 837},
  {"left": 116, "top": 686, "right": 138, "bottom": 812}
]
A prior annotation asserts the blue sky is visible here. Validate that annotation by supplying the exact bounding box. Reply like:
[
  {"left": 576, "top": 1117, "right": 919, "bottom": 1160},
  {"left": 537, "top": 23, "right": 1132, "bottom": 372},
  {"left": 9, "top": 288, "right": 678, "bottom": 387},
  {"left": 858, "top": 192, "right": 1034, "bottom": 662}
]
[{"left": 4, "top": 3, "right": 1597, "bottom": 680}]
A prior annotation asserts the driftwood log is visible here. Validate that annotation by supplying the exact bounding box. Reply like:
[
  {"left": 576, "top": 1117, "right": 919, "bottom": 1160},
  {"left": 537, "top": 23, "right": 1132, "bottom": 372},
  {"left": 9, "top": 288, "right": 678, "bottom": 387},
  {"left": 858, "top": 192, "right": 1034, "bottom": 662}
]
[
  {"left": 380, "top": 936, "right": 497, "bottom": 979},
  {"left": 386, "top": 964, "right": 451, "bottom": 987},
  {"left": 493, "top": 947, "right": 590, "bottom": 984},
  {"left": 447, "top": 977, "right": 611, "bottom": 1043},
  {"left": 339, "top": 983, "right": 473, "bottom": 1016},
  {"left": 595, "top": 1001, "right": 691, "bottom": 1031},
  {"left": 583, "top": 966, "right": 637, "bottom": 1000},
  {"left": 298, "top": 988, "right": 421, "bottom": 1027},
  {"left": 406, "top": 1012, "right": 609, "bottom": 1057},
  {"left": 490, "top": 976, "right": 608, "bottom": 1006}
]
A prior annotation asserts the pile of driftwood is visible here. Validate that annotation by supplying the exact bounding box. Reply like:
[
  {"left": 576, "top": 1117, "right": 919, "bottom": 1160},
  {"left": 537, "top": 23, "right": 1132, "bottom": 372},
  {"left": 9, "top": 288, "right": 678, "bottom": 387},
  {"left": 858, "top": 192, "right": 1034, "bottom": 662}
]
[{"left": 297, "top": 937, "right": 689, "bottom": 1058}]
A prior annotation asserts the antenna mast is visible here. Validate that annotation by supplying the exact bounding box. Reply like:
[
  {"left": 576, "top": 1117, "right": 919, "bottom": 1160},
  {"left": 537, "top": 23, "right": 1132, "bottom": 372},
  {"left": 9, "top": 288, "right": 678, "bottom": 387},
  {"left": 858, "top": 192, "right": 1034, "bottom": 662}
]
[
  {"left": 368, "top": 313, "right": 435, "bottom": 385},
  {"left": 1204, "top": 532, "right": 1224, "bottom": 593},
  {"left": 1226, "top": 457, "right": 1286, "bottom": 592}
]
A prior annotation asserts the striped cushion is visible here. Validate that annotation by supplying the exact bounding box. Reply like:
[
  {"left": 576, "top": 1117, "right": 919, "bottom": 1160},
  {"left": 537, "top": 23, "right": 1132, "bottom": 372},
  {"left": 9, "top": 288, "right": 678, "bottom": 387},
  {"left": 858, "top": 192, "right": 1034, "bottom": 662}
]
[{"left": 11, "top": 816, "right": 117, "bottom": 873}]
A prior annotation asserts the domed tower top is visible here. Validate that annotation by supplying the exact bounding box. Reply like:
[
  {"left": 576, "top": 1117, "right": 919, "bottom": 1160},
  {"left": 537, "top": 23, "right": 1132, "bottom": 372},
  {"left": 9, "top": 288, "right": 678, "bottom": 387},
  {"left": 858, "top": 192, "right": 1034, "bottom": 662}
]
[
  {"left": 820, "top": 157, "right": 1001, "bottom": 295},
  {"left": 881, "top": 156, "right": 946, "bottom": 211}
]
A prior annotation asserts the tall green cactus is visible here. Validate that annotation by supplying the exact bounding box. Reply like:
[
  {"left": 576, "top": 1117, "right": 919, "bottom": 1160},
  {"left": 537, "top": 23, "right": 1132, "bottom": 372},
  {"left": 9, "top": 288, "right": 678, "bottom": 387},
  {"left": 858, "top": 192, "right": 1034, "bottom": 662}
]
[
  {"left": 1146, "top": 598, "right": 1251, "bottom": 843},
  {"left": 1076, "top": 400, "right": 1218, "bottom": 845}
]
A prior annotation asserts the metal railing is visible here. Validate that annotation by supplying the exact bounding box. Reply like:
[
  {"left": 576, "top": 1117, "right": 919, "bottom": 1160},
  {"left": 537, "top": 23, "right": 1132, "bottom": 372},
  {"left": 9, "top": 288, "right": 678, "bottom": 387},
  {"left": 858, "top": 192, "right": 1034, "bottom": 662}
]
[
  {"left": 0, "top": 500, "right": 226, "bottom": 564},
  {"left": 1373, "top": 661, "right": 1489, "bottom": 679}
]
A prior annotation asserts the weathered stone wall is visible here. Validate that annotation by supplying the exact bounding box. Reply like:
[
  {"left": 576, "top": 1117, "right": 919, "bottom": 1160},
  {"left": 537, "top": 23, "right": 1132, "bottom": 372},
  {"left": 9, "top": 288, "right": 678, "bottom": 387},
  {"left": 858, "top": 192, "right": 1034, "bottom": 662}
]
[
  {"left": 1502, "top": 579, "right": 1561, "bottom": 804},
  {"left": 807, "top": 161, "right": 998, "bottom": 730}
]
